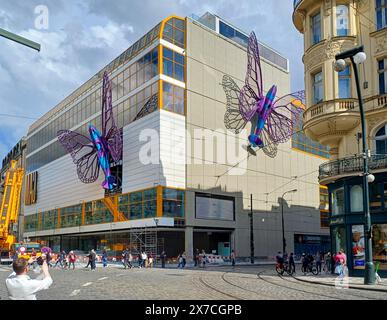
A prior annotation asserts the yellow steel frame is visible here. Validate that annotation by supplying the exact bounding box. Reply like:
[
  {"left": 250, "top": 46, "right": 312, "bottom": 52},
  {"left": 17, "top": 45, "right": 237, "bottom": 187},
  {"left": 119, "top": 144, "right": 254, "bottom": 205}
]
[{"left": 0, "top": 160, "right": 24, "bottom": 250}]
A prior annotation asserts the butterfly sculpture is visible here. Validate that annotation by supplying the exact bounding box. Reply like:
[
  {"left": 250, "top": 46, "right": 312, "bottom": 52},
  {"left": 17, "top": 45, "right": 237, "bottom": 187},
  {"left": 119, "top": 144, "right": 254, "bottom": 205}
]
[
  {"left": 57, "top": 72, "right": 123, "bottom": 190},
  {"left": 222, "top": 31, "right": 306, "bottom": 158}
]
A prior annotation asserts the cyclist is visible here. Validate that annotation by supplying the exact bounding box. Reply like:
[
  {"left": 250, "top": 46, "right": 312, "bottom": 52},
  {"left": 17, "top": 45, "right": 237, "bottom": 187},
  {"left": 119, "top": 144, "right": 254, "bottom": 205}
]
[{"left": 276, "top": 251, "right": 284, "bottom": 270}]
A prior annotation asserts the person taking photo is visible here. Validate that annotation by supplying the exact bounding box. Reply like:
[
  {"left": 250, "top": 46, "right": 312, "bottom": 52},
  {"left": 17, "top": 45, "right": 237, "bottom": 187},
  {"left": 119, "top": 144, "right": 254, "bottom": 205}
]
[{"left": 6, "top": 255, "right": 53, "bottom": 300}]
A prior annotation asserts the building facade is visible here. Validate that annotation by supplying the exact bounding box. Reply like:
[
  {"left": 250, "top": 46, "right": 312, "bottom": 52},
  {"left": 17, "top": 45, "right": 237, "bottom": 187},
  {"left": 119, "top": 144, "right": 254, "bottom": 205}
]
[
  {"left": 293, "top": 0, "right": 387, "bottom": 275},
  {"left": 21, "top": 13, "right": 328, "bottom": 261}
]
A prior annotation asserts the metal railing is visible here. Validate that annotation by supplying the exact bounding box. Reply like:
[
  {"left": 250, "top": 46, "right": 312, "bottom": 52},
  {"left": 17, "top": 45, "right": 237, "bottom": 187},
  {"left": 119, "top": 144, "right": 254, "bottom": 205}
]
[{"left": 319, "top": 154, "right": 387, "bottom": 180}]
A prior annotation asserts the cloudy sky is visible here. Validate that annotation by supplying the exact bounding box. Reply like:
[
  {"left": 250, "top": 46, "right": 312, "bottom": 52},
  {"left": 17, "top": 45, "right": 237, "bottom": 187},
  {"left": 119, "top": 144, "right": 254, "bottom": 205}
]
[{"left": 0, "top": 0, "right": 304, "bottom": 161}]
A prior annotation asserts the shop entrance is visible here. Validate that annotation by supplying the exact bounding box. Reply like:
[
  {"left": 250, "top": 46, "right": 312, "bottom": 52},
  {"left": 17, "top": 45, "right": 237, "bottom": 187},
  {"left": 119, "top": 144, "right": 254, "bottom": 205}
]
[{"left": 193, "top": 230, "right": 232, "bottom": 256}]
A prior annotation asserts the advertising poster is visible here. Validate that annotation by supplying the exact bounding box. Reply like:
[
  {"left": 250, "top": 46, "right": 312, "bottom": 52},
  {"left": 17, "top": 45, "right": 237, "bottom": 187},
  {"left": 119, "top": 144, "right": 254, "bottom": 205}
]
[{"left": 352, "top": 225, "right": 365, "bottom": 269}]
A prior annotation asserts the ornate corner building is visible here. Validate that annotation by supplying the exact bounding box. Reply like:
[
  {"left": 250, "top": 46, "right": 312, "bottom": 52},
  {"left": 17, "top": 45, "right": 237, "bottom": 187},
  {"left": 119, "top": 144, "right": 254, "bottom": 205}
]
[{"left": 293, "top": 0, "right": 387, "bottom": 275}]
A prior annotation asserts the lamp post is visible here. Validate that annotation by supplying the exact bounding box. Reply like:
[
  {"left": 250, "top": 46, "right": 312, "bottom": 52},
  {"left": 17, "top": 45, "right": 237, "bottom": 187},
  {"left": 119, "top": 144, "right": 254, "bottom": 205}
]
[
  {"left": 281, "top": 189, "right": 297, "bottom": 255},
  {"left": 334, "top": 45, "right": 375, "bottom": 285},
  {"left": 249, "top": 194, "right": 254, "bottom": 264}
]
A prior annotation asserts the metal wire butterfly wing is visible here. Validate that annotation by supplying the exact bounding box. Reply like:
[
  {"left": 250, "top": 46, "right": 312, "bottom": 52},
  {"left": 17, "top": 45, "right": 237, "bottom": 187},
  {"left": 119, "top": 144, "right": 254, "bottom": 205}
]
[
  {"left": 57, "top": 130, "right": 100, "bottom": 183},
  {"left": 101, "top": 72, "right": 123, "bottom": 163},
  {"left": 267, "top": 90, "right": 306, "bottom": 144},
  {"left": 222, "top": 75, "right": 249, "bottom": 134}
]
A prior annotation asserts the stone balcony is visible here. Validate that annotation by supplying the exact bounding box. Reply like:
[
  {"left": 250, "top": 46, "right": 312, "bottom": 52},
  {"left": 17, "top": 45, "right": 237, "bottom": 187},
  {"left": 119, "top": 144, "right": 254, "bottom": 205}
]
[
  {"left": 303, "top": 98, "right": 360, "bottom": 145},
  {"left": 319, "top": 154, "right": 387, "bottom": 185}
]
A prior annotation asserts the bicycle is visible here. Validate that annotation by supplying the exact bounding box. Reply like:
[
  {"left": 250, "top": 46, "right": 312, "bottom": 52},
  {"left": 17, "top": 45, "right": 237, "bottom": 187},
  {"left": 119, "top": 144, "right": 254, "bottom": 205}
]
[
  {"left": 276, "top": 261, "right": 295, "bottom": 276},
  {"left": 301, "top": 261, "right": 319, "bottom": 275}
]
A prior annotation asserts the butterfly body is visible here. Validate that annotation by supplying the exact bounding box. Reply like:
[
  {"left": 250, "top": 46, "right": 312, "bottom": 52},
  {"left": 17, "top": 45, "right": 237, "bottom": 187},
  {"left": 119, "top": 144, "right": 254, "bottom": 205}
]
[{"left": 88, "top": 125, "right": 116, "bottom": 190}]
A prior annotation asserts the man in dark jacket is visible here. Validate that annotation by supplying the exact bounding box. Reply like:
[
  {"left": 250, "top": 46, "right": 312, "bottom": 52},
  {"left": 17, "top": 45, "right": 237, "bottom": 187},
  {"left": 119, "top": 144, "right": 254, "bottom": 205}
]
[{"left": 160, "top": 251, "right": 166, "bottom": 268}]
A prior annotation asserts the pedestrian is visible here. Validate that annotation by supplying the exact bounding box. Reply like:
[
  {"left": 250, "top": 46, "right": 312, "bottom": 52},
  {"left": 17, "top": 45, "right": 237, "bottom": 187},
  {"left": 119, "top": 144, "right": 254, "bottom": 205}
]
[
  {"left": 46, "top": 251, "right": 52, "bottom": 268},
  {"left": 122, "top": 249, "right": 129, "bottom": 269},
  {"left": 160, "top": 251, "right": 166, "bottom": 268},
  {"left": 230, "top": 250, "right": 236, "bottom": 267},
  {"left": 148, "top": 255, "right": 154, "bottom": 268},
  {"left": 85, "top": 251, "right": 92, "bottom": 269},
  {"left": 12, "top": 251, "right": 18, "bottom": 262},
  {"left": 90, "top": 249, "right": 97, "bottom": 271},
  {"left": 301, "top": 253, "right": 308, "bottom": 273},
  {"left": 334, "top": 250, "right": 346, "bottom": 278},
  {"left": 53, "top": 252, "right": 63, "bottom": 269},
  {"left": 194, "top": 249, "right": 199, "bottom": 267},
  {"left": 128, "top": 252, "right": 133, "bottom": 269},
  {"left": 102, "top": 250, "right": 108, "bottom": 268},
  {"left": 182, "top": 252, "right": 186, "bottom": 268},
  {"left": 141, "top": 251, "right": 147, "bottom": 268},
  {"left": 201, "top": 250, "right": 207, "bottom": 268},
  {"left": 177, "top": 254, "right": 183, "bottom": 268},
  {"left": 138, "top": 252, "right": 143, "bottom": 268},
  {"left": 315, "top": 251, "right": 322, "bottom": 274},
  {"left": 289, "top": 252, "right": 295, "bottom": 274},
  {"left": 6, "top": 255, "right": 53, "bottom": 300},
  {"left": 68, "top": 251, "right": 76, "bottom": 270}
]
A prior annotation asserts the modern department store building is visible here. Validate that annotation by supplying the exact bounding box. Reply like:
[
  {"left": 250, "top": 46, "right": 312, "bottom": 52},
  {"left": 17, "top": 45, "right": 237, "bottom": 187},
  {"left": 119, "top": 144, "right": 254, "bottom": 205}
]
[{"left": 22, "top": 13, "right": 329, "bottom": 259}]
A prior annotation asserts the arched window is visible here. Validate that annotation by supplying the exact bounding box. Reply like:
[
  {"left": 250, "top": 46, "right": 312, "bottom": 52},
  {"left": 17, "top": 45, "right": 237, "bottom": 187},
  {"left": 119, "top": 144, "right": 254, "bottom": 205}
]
[
  {"left": 337, "top": 5, "right": 349, "bottom": 36},
  {"left": 350, "top": 185, "right": 363, "bottom": 212},
  {"left": 375, "top": 124, "right": 387, "bottom": 154}
]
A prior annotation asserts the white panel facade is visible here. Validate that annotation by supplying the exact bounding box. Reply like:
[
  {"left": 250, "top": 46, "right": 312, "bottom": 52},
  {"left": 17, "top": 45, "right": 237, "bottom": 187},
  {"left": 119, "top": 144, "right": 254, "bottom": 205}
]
[
  {"left": 122, "top": 110, "right": 186, "bottom": 193},
  {"left": 24, "top": 154, "right": 105, "bottom": 216}
]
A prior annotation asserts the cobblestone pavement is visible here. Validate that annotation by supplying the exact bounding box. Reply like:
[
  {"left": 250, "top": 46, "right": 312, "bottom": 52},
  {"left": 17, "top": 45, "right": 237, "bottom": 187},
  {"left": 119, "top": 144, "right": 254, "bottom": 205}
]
[{"left": 0, "top": 264, "right": 386, "bottom": 300}]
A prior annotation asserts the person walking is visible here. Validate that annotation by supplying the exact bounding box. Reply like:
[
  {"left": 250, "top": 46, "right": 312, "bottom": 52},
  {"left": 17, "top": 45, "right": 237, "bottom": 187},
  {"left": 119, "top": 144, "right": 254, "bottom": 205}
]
[
  {"left": 194, "top": 249, "right": 199, "bottom": 267},
  {"left": 160, "top": 251, "right": 166, "bottom": 268},
  {"left": 6, "top": 256, "right": 53, "bottom": 300},
  {"left": 138, "top": 252, "right": 143, "bottom": 269},
  {"left": 148, "top": 255, "right": 154, "bottom": 268},
  {"left": 85, "top": 251, "right": 92, "bottom": 269},
  {"left": 230, "top": 250, "right": 236, "bottom": 268},
  {"left": 122, "top": 249, "right": 129, "bottom": 269},
  {"left": 68, "top": 251, "right": 76, "bottom": 270},
  {"left": 141, "top": 251, "right": 147, "bottom": 268},
  {"left": 90, "top": 249, "right": 97, "bottom": 271},
  {"left": 288, "top": 252, "right": 295, "bottom": 274},
  {"left": 315, "top": 251, "right": 322, "bottom": 274},
  {"left": 128, "top": 252, "right": 133, "bottom": 269},
  {"left": 102, "top": 250, "right": 108, "bottom": 268},
  {"left": 182, "top": 252, "right": 186, "bottom": 268},
  {"left": 177, "top": 254, "right": 183, "bottom": 269}
]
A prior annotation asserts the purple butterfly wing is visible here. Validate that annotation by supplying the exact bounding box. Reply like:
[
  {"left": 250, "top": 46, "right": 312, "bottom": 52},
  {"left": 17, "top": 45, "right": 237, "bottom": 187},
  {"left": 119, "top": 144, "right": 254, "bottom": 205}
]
[
  {"left": 267, "top": 90, "right": 306, "bottom": 144},
  {"left": 57, "top": 130, "right": 100, "bottom": 183},
  {"left": 245, "top": 32, "right": 263, "bottom": 100},
  {"left": 260, "top": 124, "right": 278, "bottom": 158},
  {"left": 101, "top": 72, "right": 122, "bottom": 162},
  {"left": 134, "top": 94, "right": 158, "bottom": 121},
  {"left": 222, "top": 75, "right": 250, "bottom": 133}
]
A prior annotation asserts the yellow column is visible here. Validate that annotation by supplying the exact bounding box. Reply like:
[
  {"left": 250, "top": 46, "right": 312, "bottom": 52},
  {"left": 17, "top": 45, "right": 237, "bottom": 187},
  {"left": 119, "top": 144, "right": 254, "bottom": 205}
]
[
  {"left": 81, "top": 202, "right": 86, "bottom": 225},
  {"left": 157, "top": 186, "right": 163, "bottom": 218}
]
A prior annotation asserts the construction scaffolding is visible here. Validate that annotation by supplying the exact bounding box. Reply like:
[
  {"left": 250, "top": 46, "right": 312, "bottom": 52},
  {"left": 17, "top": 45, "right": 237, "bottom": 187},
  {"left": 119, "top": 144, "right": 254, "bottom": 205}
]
[{"left": 129, "top": 227, "right": 164, "bottom": 262}]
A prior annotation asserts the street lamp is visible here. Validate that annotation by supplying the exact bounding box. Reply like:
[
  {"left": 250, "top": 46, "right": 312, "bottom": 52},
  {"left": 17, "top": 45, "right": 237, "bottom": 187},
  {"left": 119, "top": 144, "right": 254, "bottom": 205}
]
[
  {"left": 334, "top": 45, "right": 375, "bottom": 285},
  {"left": 281, "top": 189, "right": 297, "bottom": 255}
]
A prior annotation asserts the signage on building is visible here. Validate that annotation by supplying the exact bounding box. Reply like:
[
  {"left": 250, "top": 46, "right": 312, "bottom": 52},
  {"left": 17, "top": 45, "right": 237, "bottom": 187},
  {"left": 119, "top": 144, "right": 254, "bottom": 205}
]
[{"left": 195, "top": 193, "right": 235, "bottom": 221}]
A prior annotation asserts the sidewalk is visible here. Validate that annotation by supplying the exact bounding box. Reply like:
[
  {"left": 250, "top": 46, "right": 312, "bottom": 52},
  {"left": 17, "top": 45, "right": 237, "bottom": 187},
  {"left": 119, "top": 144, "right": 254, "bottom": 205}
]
[{"left": 292, "top": 273, "right": 387, "bottom": 292}]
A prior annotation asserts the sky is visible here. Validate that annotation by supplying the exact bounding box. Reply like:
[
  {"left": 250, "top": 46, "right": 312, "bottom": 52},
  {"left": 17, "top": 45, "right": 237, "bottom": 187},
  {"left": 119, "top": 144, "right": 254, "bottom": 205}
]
[{"left": 0, "top": 0, "right": 304, "bottom": 161}]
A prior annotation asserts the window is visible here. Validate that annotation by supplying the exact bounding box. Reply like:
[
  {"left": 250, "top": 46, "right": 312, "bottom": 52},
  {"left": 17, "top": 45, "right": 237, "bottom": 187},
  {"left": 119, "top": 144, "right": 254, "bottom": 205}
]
[
  {"left": 338, "top": 66, "right": 351, "bottom": 98},
  {"left": 350, "top": 185, "right": 363, "bottom": 212},
  {"left": 162, "top": 18, "right": 185, "bottom": 48},
  {"left": 311, "top": 12, "right": 322, "bottom": 45},
  {"left": 332, "top": 226, "right": 347, "bottom": 254},
  {"left": 378, "top": 58, "right": 387, "bottom": 94},
  {"left": 162, "top": 81, "right": 185, "bottom": 114},
  {"left": 372, "top": 224, "right": 387, "bottom": 270},
  {"left": 336, "top": 5, "right": 349, "bottom": 36},
  {"left": 376, "top": 124, "right": 387, "bottom": 154},
  {"left": 313, "top": 71, "right": 323, "bottom": 104},
  {"left": 376, "top": 0, "right": 387, "bottom": 30},
  {"left": 331, "top": 187, "right": 344, "bottom": 216},
  {"left": 163, "top": 47, "right": 185, "bottom": 82},
  {"left": 219, "top": 21, "right": 249, "bottom": 47},
  {"left": 163, "top": 188, "right": 185, "bottom": 218}
]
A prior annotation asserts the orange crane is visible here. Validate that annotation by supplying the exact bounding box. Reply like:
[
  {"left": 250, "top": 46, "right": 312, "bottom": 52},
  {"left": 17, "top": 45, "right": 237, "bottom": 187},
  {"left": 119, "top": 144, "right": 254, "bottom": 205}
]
[{"left": 0, "top": 160, "right": 24, "bottom": 253}]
